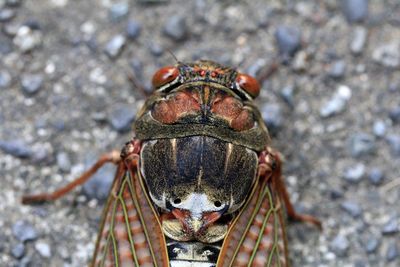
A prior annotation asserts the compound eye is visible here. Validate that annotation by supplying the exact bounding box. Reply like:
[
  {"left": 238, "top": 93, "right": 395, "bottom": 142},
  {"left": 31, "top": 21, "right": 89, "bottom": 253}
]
[
  {"left": 152, "top": 66, "right": 179, "bottom": 88},
  {"left": 236, "top": 73, "right": 260, "bottom": 98}
]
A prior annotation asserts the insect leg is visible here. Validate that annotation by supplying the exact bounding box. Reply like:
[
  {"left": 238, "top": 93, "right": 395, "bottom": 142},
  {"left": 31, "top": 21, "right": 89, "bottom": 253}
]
[
  {"left": 22, "top": 150, "right": 121, "bottom": 204},
  {"left": 260, "top": 147, "right": 322, "bottom": 230}
]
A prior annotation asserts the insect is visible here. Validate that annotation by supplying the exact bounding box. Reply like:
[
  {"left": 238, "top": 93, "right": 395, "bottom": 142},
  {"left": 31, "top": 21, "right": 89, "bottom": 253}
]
[{"left": 23, "top": 60, "right": 321, "bottom": 266}]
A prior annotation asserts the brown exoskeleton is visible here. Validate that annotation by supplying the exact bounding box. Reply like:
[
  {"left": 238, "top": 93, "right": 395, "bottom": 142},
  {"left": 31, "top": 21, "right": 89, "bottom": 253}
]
[{"left": 23, "top": 60, "right": 321, "bottom": 266}]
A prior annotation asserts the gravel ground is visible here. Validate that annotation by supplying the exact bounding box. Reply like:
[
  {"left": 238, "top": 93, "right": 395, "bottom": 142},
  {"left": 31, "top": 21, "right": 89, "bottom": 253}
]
[{"left": 1, "top": 0, "right": 400, "bottom": 266}]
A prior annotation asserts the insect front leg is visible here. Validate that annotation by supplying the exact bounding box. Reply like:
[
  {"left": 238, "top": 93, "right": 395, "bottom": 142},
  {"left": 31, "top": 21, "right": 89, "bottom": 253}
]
[
  {"left": 259, "top": 147, "right": 322, "bottom": 230},
  {"left": 22, "top": 149, "right": 122, "bottom": 204}
]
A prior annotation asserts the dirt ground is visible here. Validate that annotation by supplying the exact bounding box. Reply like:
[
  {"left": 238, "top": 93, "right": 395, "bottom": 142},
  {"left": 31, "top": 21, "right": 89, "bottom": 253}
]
[{"left": 0, "top": 0, "right": 399, "bottom": 266}]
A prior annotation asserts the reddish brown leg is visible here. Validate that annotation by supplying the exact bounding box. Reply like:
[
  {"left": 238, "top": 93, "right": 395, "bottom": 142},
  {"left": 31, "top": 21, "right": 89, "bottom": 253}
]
[
  {"left": 22, "top": 150, "right": 121, "bottom": 204},
  {"left": 259, "top": 147, "right": 322, "bottom": 230}
]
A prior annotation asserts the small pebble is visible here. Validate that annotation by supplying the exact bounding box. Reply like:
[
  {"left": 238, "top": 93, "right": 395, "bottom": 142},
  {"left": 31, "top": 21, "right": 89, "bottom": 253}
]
[
  {"left": 6, "top": 0, "right": 21, "bottom": 6},
  {"left": 104, "top": 34, "right": 126, "bottom": 59},
  {"left": 83, "top": 160, "right": 115, "bottom": 200},
  {"left": 330, "top": 234, "right": 349, "bottom": 257},
  {"left": 386, "top": 241, "right": 399, "bottom": 262},
  {"left": 0, "top": 140, "right": 32, "bottom": 158},
  {"left": 31, "top": 144, "right": 53, "bottom": 164},
  {"left": 148, "top": 42, "right": 163, "bottom": 57},
  {"left": 329, "top": 60, "right": 346, "bottom": 79},
  {"left": 280, "top": 85, "right": 295, "bottom": 108},
  {"left": 0, "top": 7, "right": 15, "bottom": 22},
  {"left": 348, "top": 132, "right": 376, "bottom": 157},
  {"left": 368, "top": 168, "right": 384, "bottom": 185},
  {"left": 21, "top": 74, "right": 44, "bottom": 95},
  {"left": 17, "top": 257, "right": 31, "bottom": 267},
  {"left": 382, "top": 217, "right": 399, "bottom": 235},
  {"left": 12, "top": 220, "right": 38, "bottom": 242},
  {"left": 292, "top": 50, "right": 308, "bottom": 71},
  {"left": 320, "top": 85, "right": 352, "bottom": 118},
  {"left": 0, "top": 70, "right": 11, "bottom": 88},
  {"left": 340, "top": 201, "right": 362, "bottom": 218},
  {"left": 350, "top": 26, "right": 367, "bottom": 55},
  {"left": 108, "top": 105, "right": 136, "bottom": 133},
  {"left": 126, "top": 19, "right": 141, "bottom": 40},
  {"left": 34, "top": 242, "right": 51, "bottom": 258},
  {"left": 129, "top": 58, "right": 143, "bottom": 78},
  {"left": 109, "top": 2, "right": 129, "bottom": 22},
  {"left": 386, "top": 135, "right": 400, "bottom": 156},
  {"left": 56, "top": 151, "right": 71, "bottom": 173},
  {"left": 11, "top": 243, "right": 25, "bottom": 259},
  {"left": 365, "top": 237, "right": 380, "bottom": 254},
  {"left": 372, "top": 120, "right": 386, "bottom": 137},
  {"left": 372, "top": 43, "right": 400, "bottom": 68},
  {"left": 13, "top": 26, "right": 42, "bottom": 52},
  {"left": 343, "top": 163, "right": 365, "bottom": 183},
  {"left": 341, "top": 0, "right": 368, "bottom": 23},
  {"left": 275, "top": 25, "right": 301, "bottom": 60},
  {"left": 330, "top": 188, "right": 344, "bottom": 200},
  {"left": 389, "top": 106, "right": 400, "bottom": 124},
  {"left": 261, "top": 103, "right": 283, "bottom": 134},
  {"left": 163, "top": 15, "right": 188, "bottom": 41}
]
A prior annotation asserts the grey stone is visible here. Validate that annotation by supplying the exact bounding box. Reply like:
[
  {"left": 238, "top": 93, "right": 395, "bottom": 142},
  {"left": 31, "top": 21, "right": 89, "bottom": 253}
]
[
  {"left": 372, "top": 120, "right": 386, "bottom": 137},
  {"left": 56, "top": 151, "right": 71, "bottom": 173},
  {"left": 386, "top": 241, "right": 399, "bottom": 262},
  {"left": 82, "top": 159, "right": 115, "bottom": 201},
  {"left": 108, "top": 105, "right": 136, "bottom": 133},
  {"left": 126, "top": 19, "right": 141, "bottom": 40},
  {"left": 350, "top": 26, "right": 367, "bottom": 55},
  {"left": 13, "top": 26, "right": 42, "bottom": 52},
  {"left": 261, "top": 103, "right": 283, "bottom": 134},
  {"left": 343, "top": 163, "right": 365, "bottom": 183},
  {"left": 0, "top": 70, "right": 11, "bottom": 88},
  {"left": 330, "top": 234, "right": 349, "bottom": 257},
  {"left": 382, "top": 217, "right": 398, "bottom": 235},
  {"left": 386, "top": 135, "right": 400, "bottom": 157},
  {"left": 6, "top": 0, "right": 21, "bottom": 6},
  {"left": 12, "top": 220, "right": 38, "bottom": 242},
  {"left": 163, "top": 15, "right": 188, "bottom": 41},
  {"left": 348, "top": 133, "right": 376, "bottom": 157},
  {"left": 368, "top": 168, "right": 384, "bottom": 185},
  {"left": 275, "top": 26, "right": 301, "bottom": 60},
  {"left": 280, "top": 85, "right": 295, "bottom": 107},
  {"left": 372, "top": 43, "right": 400, "bottom": 68},
  {"left": 34, "top": 242, "right": 51, "bottom": 258},
  {"left": 16, "top": 257, "right": 31, "bottom": 267},
  {"left": 109, "top": 2, "right": 129, "bottom": 22},
  {"left": 0, "top": 140, "right": 32, "bottom": 158},
  {"left": 320, "top": 85, "right": 352, "bottom": 118},
  {"left": 104, "top": 34, "right": 126, "bottom": 59},
  {"left": 0, "top": 7, "right": 15, "bottom": 22},
  {"left": 148, "top": 42, "right": 163, "bottom": 57},
  {"left": 329, "top": 60, "right": 346, "bottom": 79},
  {"left": 341, "top": 0, "right": 368, "bottom": 23},
  {"left": 11, "top": 243, "right": 25, "bottom": 259},
  {"left": 389, "top": 106, "right": 400, "bottom": 124},
  {"left": 340, "top": 201, "right": 362, "bottom": 218},
  {"left": 365, "top": 237, "right": 380, "bottom": 254},
  {"left": 21, "top": 74, "right": 43, "bottom": 95}
]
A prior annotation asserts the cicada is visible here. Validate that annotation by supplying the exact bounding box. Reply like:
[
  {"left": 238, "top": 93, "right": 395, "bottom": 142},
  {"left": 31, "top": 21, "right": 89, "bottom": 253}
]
[{"left": 23, "top": 60, "right": 321, "bottom": 267}]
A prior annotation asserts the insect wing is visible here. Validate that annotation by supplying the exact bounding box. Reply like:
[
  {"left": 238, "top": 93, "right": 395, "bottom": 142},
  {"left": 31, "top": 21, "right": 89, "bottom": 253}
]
[
  {"left": 91, "top": 163, "right": 169, "bottom": 267},
  {"left": 217, "top": 178, "right": 288, "bottom": 267}
]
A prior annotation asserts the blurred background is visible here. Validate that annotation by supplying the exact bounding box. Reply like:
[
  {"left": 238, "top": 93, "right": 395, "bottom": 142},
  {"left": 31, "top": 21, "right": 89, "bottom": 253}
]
[{"left": 0, "top": 0, "right": 399, "bottom": 266}]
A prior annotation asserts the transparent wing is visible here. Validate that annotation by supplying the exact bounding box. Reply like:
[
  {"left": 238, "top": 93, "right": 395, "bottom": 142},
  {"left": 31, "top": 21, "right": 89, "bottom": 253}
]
[
  {"left": 91, "top": 163, "right": 169, "bottom": 267},
  {"left": 217, "top": 177, "right": 288, "bottom": 267}
]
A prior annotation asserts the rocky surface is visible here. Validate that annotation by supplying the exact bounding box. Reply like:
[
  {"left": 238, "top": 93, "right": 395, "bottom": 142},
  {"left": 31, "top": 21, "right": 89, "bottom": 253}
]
[{"left": 0, "top": 0, "right": 399, "bottom": 266}]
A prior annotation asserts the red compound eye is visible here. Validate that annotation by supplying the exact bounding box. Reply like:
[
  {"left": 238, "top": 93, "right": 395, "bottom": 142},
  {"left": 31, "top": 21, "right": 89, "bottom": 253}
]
[
  {"left": 236, "top": 73, "right": 260, "bottom": 98},
  {"left": 152, "top": 66, "right": 179, "bottom": 88}
]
